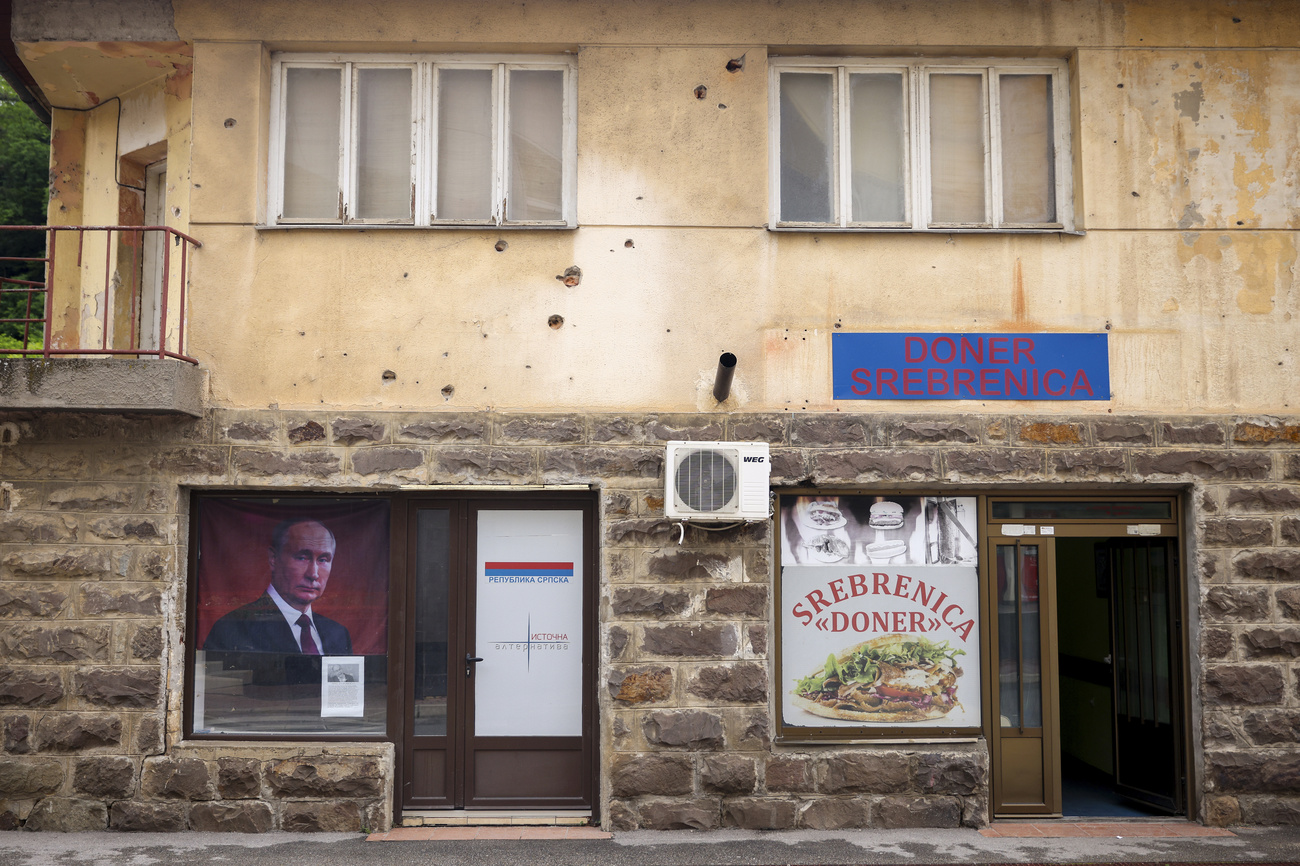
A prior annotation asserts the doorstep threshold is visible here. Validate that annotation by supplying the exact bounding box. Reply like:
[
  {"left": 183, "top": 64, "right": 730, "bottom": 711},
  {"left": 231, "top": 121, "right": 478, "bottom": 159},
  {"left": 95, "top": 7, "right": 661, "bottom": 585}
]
[{"left": 400, "top": 809, "right": 593, "bottom": 827}]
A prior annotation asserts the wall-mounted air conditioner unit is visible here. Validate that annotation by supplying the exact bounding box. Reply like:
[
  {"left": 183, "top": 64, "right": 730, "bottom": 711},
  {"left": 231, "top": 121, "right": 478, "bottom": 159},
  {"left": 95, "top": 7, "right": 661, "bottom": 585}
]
[{"left": 664, "top": 441, "right": 771, "bottom": 521}]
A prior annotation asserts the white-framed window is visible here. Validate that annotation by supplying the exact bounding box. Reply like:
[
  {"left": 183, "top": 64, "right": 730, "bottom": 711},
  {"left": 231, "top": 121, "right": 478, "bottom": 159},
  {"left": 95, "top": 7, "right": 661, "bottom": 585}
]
[
  {"left": 268, "top": 53, "right": 576, "bottom": 228},
  {"left": 769, "top": 57, "right": 1074, "bottom": 232}
]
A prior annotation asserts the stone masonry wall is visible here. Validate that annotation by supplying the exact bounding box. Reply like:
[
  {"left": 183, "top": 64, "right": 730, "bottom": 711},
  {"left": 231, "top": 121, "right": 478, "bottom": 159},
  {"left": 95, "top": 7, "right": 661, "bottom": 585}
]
[{"left": 0, "top": 409, "right": 1296, "bottom": 830}]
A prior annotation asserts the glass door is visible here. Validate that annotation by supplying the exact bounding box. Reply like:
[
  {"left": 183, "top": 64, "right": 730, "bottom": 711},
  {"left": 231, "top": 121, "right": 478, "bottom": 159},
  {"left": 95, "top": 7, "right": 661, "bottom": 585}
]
[{"left": 987, "top": 536, "right": 1060, "bottom": 816}]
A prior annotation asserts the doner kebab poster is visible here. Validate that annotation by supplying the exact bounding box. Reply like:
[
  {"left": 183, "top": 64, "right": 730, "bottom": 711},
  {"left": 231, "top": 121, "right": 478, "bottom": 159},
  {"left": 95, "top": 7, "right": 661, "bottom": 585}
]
[{"left": 780, "top": 495, "right": 980, "bottom": 728}]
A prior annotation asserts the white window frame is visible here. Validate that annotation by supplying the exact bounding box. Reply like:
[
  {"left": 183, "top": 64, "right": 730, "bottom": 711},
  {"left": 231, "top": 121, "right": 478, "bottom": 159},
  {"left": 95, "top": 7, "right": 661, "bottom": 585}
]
[
  {"left": 267, "top": 53, "right": 577, "bottom": 228},
  {"left": 769, "top": 56, "right": 1074, "bottom": 233}
]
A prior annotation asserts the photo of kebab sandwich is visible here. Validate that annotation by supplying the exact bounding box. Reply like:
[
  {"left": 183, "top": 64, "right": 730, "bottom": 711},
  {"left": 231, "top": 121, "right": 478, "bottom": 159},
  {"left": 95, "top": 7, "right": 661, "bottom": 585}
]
[{"left": 791, "top": 633, "right": 965, "bottom": 723}]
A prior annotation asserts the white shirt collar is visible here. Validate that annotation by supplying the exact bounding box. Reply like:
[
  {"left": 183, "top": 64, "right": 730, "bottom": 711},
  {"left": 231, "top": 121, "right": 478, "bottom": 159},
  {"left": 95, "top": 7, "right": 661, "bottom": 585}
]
[{"left": 267, "top": 584, "right": 313, "bottom": 625}]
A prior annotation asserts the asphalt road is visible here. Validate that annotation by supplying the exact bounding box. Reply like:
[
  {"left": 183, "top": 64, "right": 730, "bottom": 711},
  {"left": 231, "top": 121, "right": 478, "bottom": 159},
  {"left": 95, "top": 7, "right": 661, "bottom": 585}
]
[{"left": 2, "top": 827, "right": 1299, "bottom": 866}]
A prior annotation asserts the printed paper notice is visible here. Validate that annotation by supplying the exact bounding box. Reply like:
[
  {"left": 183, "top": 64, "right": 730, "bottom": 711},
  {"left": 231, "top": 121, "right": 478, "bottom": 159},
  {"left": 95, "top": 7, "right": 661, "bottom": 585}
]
[{"left": 321, "top": 656, "right": 364, "bottom": 717}]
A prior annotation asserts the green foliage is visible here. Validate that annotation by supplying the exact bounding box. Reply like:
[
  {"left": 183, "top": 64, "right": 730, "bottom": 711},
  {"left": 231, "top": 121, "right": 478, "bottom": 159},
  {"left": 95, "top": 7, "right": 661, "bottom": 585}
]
[{"left": 0, "top": 78, "right": 50, "bottom": 346}]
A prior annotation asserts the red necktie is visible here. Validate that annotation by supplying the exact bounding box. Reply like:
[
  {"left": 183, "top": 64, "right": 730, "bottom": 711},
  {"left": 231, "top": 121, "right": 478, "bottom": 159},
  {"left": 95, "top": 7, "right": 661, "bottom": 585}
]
[{"left": 297, "top": 614, "right": 320, "bottom": 654}]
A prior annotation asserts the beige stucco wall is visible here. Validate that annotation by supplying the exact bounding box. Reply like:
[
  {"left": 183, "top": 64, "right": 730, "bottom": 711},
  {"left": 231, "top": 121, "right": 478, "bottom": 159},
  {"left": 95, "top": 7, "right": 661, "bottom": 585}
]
[{"left": 24, "top": 0, "right": 1300, "bottom": 413}]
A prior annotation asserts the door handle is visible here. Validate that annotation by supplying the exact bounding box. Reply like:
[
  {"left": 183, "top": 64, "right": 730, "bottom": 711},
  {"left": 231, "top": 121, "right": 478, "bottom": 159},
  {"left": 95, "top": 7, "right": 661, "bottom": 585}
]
[{"left": 465, "top": 654, "right": 484, "bottom": 677}]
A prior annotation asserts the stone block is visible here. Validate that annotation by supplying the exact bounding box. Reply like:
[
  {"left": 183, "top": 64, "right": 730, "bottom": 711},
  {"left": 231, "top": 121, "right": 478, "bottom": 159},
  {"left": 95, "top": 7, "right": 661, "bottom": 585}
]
[
  {"left": 36, "top": 713, "right": 121, "bottom": 750},
  {"left": 1288, "top": 454, "right": 1300, "bottom": 480},
  {"left": 233, "top": 448, "right": 341, "bottom": 478},
  {"left": 1093, "top": 421, "right": 1153, "bottom": 444},
  {"left": 722, "top": 797, "right": 799, "bottom": 829},
  {"left": 1, "top": 548, "right": 112, "bottom": 579},
  {"left": 1017, "top": 421, "right": 1083, "bottom": 445},
  {"left": 644, "top": 710, "right": 724, "bottom": 749},
  {"left": 80, "top": 586, "right": 162, "bottom": 616},
  {"left": 146, "top": 446, "right": 228, "bottom": 476},
  {"left": 704, "top": 585, "right": 767, "bottom": 617},
  {"left": 1159, "top": 422, "right": 1225, "bottom": 445},
  {"left": 4, "top": 715, "right": 31, "bottom": 753},
  {"left": 1203, "top": 518, "right": 1274, "bottom": 548},
  {"left": 497, "top": 415, "right": 585, "bottom": 444},
  {"left": 1240, "top": 627, "right": 1300, "bottom": 659},
  {"left": 642, "top": 624, "right": 737, "bottom": 658},
  {"left": 0, "top": 668, "right": 63, "bottom": 707},
  {"left": 820, "top": 752, "right": 912, "bottom": 794},
  {"left": 76, "top": 667, "right": 159, "bottom": 708},
  {"left": 608, "top": 625, "right": 629, "bottom": 660},
  {"left": 1283, "top": 518, "right": 1300, "bottom": 546},
  {"left": 542, "top": 447, "right": 663, "bottom": 481},
  {"left": 1233, "top": 550, "right": 1300, "bottom": 582},
  {"left": 644, "top": 416, "right": 724, "bottom": 442},
  {"left": 1243, "top": 710, "right": 1300, "bottom": 746},
  {"left": 765, "top": 756, "right": 813, "bottom": 793},
  {"left": 944, "top": 449, "right": 1044, "bottom": 477},
  {"left": 217, "top": 757, "right": 262, "bottom": 799},
  {"left": 791, "top": 416, "right": 875, "bottom": 446},
  {"left": 24, "top": 797, "right": 107, "bottom": 831},
  {"left": 73, "top": 756, "right": 135, "bottom": 798},
  {"left": 701, "top": 755, "right": 756, "bottom": 793},
  {"left": 1234, "top": 421, "right": 1300, "bottom": 444},
  {"left": 1207, "top": 751, "right": 1300, "bottom": 793},
  {"left": 769, "top": 448, "right": 810, "bottom": 484},
  {"left": 877, "top": 795, "right": 962, "bottom": 828},
  {"left": 1226, "top": 487, "right": 1300, "bottom": 512},
  {"left": 687, "top": 664, "right": 767, "bottom": 703},
  {"left": 1238, "top": 795, "right": 1300, "bottom": 824},
  {"left": 1132, "top": 451, "right": 1270, "bottom": 480},
  {"left": 109, "top": 800, "right": 189, "bottom": 831},
  {"left": 589, "top": 416, "right": 647, "bottom": 444},
  {"left": 730, "top": 415, "right": 787, "bottom": 443},
  {"left": 131, "top": 625, "right": 162, "bottom": 660},
  {"left": 636, "top": 799, "right": 721, "bottom": 830},
  {"left": 287, "top": 420, "right": 326, "bottom": 444},
  {"left": 0, "top": 757, "right": 62, "bottom": 797},
  {"left": 46, "top": 484, "right": 134, "bottom": 511},
  {"left": 801, "top": 797, "right": 872, "bottom": 829},
  {"left": 1051, "top": 449, "right": 1126, "bottom": 476},
  {"left": 1204, "top": 628, "right": 1234, "bottom": 659},
  {"left": 0, "top": 584, "right": 69, "bottom": 619},
  {"left": 747, "top": 625, "right": 767, "bottom": 655},
  {"left": 189, "top": 801, "right": 275, "bottom": 832},
  {"left": 917, "top": 751, "right": 985, "bottom": 795},
  {"left": 1204, "top": 587, "right": 1271, "bottom": 622},
  {"left": 735, "top": 710, "right": 770, "bottom": 750},
  {"left": 133, "top": 548, "right": 174, "bottom": 581},
  {"left": 1204, "top": 665, "right": 1285, "bottom": 705},
  {"left": 432, "top": 446, "right": 535, "bottom": 482},
  {"left": 217, "top": 418, "right": 277, "bottom": 442},
  {"left": 814, "top": 450, "right": 937, "bottom": 482},
  {"left": 267, "top": 757, "right": 383, "bottom": 798},
  {"left": 136, "top": 715, "right": 163, "bottom": 755},
  {"left": 608, "top": 666, "right": 673, "bottom": 704},
  {"left": 142, "top": 757, "right": 216, "bottom": 800},
  {"left": 351, "top": 447, "right": 425, "bottom": 475},
  {"left": 86, "top": 516, "right": 168, "bottom": 542},
  {"left": 1276, "top": 587, "right": 1300, "bottom": 620},
  {"left": 646, "top": 551, "right": 731, "bottom": 581},
  {"left": 603, "top": 490, "right": 634, "bottom": 517},
  {"left": 888, "top": 420, "right": 980, "bottom": 445},
  {"left": 611, "top": 587, "right": 689, "bottom": 616},
  {"left": 397, "top": 416, "right": 487, "bottom": 443},
  {"left": 610, "top": 754, "right": 692, "bottom": 797},
  {"left": 607, "top": 799, "right": 638, "bottom": 831},
  {"left": 331, "top": 418, "right": 386, "bottom": 444},
  {"left": 0, "top": 514, "right": 77, "bottom": 544}
]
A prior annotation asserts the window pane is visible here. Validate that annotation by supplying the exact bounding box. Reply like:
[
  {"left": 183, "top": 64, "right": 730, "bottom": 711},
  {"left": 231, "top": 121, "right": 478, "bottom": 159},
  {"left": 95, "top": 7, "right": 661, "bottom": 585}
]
[
  {"left": 283, "top": 67, "right": 342, "bottom": 220},
  {"left": 355, "top": 68, "right": 413, "bottom": 220},
  {"left": 414, "top": 509, "right": 451, "bottom": 737},
  {"left": 779, "top": 72, "right": 834, "bottom": 222},
  {"left": 929, "top": 73, "right": 986, "bottom": 224},
  {"left": 437, "top": 68, "right": 494, "bottom": 220},
  {"left": 999, "top": 74, "right": 1056, "bottom": 223},
  {"left": 507, "top": 69, "right": 564, "bottom": 221},
  {"left": 849, "top": 73, "right": 906, "bottom": 223}
]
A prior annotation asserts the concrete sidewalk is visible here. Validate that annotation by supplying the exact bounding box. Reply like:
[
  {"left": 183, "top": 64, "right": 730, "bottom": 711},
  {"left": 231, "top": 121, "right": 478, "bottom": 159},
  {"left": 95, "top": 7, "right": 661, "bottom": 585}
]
[{"left": 2, "top": 824, "right": 1298, "bottom": 866}]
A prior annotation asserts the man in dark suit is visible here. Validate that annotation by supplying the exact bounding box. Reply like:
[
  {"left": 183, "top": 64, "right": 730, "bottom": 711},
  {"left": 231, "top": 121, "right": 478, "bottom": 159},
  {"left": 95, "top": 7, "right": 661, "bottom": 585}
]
[{"left": 203, "top": 518, "right": 352, "bottom": 654}]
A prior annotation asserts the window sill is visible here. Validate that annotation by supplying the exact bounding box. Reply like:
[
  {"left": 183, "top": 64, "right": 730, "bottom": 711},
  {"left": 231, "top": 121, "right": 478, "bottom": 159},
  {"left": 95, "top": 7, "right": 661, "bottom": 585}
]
[
  {"left": 258, "top": 223, "right": 577, "bottom": 231},
  {"left": 768, "top": 224, "right": 1083, "bottom": 236}
]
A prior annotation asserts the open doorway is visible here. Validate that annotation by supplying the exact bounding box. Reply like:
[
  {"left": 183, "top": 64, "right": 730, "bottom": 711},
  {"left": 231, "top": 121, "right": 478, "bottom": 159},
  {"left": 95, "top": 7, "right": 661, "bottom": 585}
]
[{"left": 1056, "top": 536, "right": 1184, "bottom": 817}]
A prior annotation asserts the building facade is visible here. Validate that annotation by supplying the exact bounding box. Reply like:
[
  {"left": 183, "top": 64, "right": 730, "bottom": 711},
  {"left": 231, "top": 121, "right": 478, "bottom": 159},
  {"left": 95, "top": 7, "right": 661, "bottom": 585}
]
[{"left": 0, "top": 0, "right": 1298, "bottom": 833}]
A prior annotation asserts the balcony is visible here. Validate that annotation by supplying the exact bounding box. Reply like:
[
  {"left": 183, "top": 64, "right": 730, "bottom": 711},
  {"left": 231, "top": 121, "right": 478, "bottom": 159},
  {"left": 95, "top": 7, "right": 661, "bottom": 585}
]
[{"left": 0, "top": 225, "right": 205, "bottom": 416}]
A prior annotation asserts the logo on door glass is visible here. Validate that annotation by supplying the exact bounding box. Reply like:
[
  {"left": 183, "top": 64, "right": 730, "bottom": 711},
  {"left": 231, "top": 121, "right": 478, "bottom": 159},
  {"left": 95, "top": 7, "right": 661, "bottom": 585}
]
[
  {"left": 495, "top": 614, "right": 571, "bottom": 668},
  {"left": 485, "top": 561, "right": 573, "bottom": 584}
]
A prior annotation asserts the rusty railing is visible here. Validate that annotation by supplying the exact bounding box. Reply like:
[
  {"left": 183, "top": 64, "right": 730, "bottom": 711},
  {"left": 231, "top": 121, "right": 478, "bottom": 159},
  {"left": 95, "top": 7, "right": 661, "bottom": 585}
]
[{"left": 0, "top": 225, "right": 202, "bottom": 364}]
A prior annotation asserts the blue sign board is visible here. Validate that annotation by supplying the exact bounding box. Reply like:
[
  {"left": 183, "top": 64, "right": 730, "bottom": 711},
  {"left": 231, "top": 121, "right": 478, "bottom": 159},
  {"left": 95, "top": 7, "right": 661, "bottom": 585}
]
[{"left": 832, "top": 332, "right": 1110, "bottom": 401}]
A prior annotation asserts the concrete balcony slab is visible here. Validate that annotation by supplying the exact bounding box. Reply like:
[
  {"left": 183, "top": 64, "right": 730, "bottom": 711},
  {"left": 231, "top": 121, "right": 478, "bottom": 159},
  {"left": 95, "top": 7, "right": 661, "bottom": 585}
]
[{"left": 0, "top": 358, "right": 206, "bottom": 417}]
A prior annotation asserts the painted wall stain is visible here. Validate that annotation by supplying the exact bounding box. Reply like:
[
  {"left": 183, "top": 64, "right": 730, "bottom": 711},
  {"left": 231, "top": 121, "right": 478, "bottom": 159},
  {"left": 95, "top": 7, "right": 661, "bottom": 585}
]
[
  {"left": 1178, "top": 231, "right": 1295, "bottom": 315},
  {"left": 1174, "top": 81, "right": 1203, "bottom": 121}
]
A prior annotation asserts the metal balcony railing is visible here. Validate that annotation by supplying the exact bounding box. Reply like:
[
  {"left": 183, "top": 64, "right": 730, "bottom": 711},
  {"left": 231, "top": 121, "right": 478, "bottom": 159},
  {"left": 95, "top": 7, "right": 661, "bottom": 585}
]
[{"left": 0, "top": 225, "right": 202, "bottom": 364}]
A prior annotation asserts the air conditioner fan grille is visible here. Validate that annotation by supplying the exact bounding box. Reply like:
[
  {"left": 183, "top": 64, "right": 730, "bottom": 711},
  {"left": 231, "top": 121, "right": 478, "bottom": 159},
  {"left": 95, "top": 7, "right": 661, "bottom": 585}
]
[{"left": 675, "top": 449, "right": 737, "bottom": 513}]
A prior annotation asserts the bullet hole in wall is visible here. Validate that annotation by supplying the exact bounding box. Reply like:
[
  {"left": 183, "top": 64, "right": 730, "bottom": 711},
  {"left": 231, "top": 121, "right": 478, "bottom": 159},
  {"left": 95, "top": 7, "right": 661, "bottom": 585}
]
[
  {"left": 224, "top": 118, "right": 236, "bottom": 128},
  {"left": 557, "top": 266, "right": 582, "bottom": 287},
  {"left": 1131, "top": 191, "right": 1140, "bottom": 197},
  {"left": 694, "top": 85, "right": 707, "bottom": 99},
  {"left": 0, "top": 423, "right": 18, "bottom": 446},
  {"left": 548, "top": 315, "right": 564, "bottom": 329},
  {"left": 441, "top": 384, "right": 454, "bottom": 399},
  {"left": 718, "top": 103, "right": 727, "bottom": 109},
  {"left": 726, "top": 55, "right": 745, "bottom": 72},
  {"left": 495, "top": 239, "right": 508, "bottom": 252},
  {"left": 1233, "top": 16, "right": 1242, "bottom": 23},
  {"left": 624, "top": 239, "right": 634, "bottom": 248},
  {"left": 1117, "top": 83, "right": 1124, "bottom": 88},
  {"left": 382, "top": 370, "right": 396, "bottom": 381}
]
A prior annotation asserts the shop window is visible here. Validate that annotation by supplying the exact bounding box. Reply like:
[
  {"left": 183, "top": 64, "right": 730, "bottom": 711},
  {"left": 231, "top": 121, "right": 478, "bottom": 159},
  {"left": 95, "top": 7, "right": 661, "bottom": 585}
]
[
  {"left": 269, "top": 54, "right": 576, "bottom": 227},
  {"left": 770, "top": 57, "right": 1073, "bottom": 232},
  {"left": 188, "top": 497, "right": 390, "bottom": 737}
]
